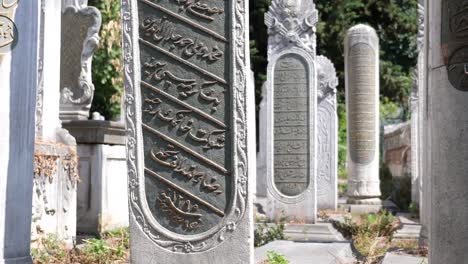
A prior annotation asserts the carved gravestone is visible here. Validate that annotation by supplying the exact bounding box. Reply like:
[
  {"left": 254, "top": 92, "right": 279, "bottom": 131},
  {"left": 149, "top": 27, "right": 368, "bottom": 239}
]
[
  {"left": 122, "top": 0, "right": 253, "bottom": 262},
  {"left": 262, "top": 0, "right": 338, "bottom": 223},
  {"left": 316, "top": 56, "right": 338, "bottom": 210},
  {"left": 345, "top": 25, "right": 381, "bottom": 206},
  {"left": 428, "top": 0, "right": 468, "bottom": 262},
  {"left": 60, "top": 3, "right": 101, "bottom": 121}
]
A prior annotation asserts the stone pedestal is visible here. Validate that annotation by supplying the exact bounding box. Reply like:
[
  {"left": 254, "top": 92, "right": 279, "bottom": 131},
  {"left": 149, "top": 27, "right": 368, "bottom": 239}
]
[
  {"left": 345, "top": 25, "right": 381, "bottom": 206},
  {"left": 427, "top": 0, "right": 468, "bottom": 262},
  {"left": 31, "top": 0, "right": 79, "bottom": 246},
  {"left": 122, "top": 0, "right": 254, "bottom": 262},
  {"left": 63, "top": 120, "right": 129, "bottom": 234},
  {"left": 32, "top": 142, "right": 78, "bottom": 245},
  {"left": 0, "top": 2, "right": 39, "bottom": 263}
]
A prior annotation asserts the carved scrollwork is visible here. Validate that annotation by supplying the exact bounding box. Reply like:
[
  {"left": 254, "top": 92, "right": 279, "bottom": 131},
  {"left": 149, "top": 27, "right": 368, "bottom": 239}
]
[
  {"left": 317, "top": 55, "right": 338, "bottom": 102},
  {"left": 265, "top": 0, "right": 318, "bottom": 55},
  {"left": 122, "top": 0, "right": 248, "bottom": 254},
  {"left": 60, "top": 3, "right": 101, "bottom": 117}
]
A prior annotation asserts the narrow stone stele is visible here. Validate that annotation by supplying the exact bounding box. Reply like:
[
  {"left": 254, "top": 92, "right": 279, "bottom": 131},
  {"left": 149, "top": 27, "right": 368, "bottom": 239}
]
[
  {"left": 345, "top": 24, "right": 381, "bottom": 206},
  {"left": 121, "top": 0, "right": 254, "bottom": 262}
]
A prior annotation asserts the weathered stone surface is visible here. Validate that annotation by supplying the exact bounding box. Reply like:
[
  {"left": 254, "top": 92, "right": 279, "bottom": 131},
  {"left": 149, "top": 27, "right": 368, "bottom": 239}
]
[
  {"left": 122, "top": 0, "right": 253, "bottom": 262},
  {"left": 411, "top": 0, "right": 425, "bottom": 218},
  {"left": 264, "top": 0, "right": 318, "bottom": 223},
  {"left": 427, "top": 0, "right": 468, "bottom": 262},
  {"left": 383, "top": 122, "right": 411, "bottom": 179},
  {"left": 382, "top": 253, "right": 427, "bottom": 264},
  {"left": 32, "top": 142, "right": 78, "bottom": 245},
  {"left": 255, "top": 241, "right": 356, "bottom": 264},
  {"left": 63, "top": 120, "right": 126, "bottom": 145},
  {"left": 345, "top": 24, "right": 381, "bottom": 205},
  {"left": 416, "top": 0, "right": 429, "bottom": 247},
  {"left": 0, "top": 1, "right": 39, "bottom": 263},
  {"left": 60, "top": 2, "right": 101, "bottom": 121},
  {"left": 76, "top": 143, "right": 128, "bottom": 234},
  {"left": 316, "top": 56, "right": 338, "bottom": 210}
]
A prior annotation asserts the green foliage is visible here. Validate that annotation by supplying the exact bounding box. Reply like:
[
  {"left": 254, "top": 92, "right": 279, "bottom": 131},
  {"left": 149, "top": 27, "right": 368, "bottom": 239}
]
[
  {"left": 338, "top": 182, "right": 348, "bottom": 197},
  {"left": 254, "top": 221, "right": 286, "bottom": 248},
  {"left": 266, "top": 251, "right": 289, "bottom": 264},
  {"left": 331, "top": 210, "right": 399, "bottom": 260},
  {"left": 337, "top": 103, "right": 347, "bottom": 178},
  {"left": 89, "top": 0, "right": 123, "bottom": 120},
  {"left": 32, "top": 228, "right": 129, "bottom": 264}
]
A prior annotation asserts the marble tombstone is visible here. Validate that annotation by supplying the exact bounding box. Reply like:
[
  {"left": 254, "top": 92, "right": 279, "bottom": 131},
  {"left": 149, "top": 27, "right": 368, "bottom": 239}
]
[
  {"left": 121, "top": 0, "right": 254, "bottom": 263},
  {"left": 260, "top": 0, "right": 338, "bottom": 223},
  {"left": 60, "top": 1, "right": 101, "bottom": 121},
  {"left": 345, "top": 25, "right": 381, "bottom": 206}
]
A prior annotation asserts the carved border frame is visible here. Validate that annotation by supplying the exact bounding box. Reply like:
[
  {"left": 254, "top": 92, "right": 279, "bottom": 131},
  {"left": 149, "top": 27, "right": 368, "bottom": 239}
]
[
  {"left": 121, "top": 0, "right": 249, "bottom": 253},
  {"left": 265, "top": 47, "right": 317, "bottom": 205}
]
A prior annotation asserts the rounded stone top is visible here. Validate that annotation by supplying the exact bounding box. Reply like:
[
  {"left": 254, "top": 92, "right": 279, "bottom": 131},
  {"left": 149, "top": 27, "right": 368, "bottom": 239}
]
[
  {"left": 347, "top": 24, "right": 378, "bottom": 38},
  {"left": 345, "top": 24, "right": 379, "bottom": 48}
]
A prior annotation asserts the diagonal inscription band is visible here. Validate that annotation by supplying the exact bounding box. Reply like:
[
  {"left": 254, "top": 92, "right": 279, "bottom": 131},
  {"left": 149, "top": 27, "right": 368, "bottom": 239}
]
[
  {"left": 145, "top": 168, "right": 225, "bottom": 217},
  {"left": 142, "top": 123, "right": 228, "bottom": 174},
  {"left": 139, "top": 38, "right": 227, "bottom": 85},
  {"left": 141, "top": 80, "right": 226, "bottom": 128},
  {"left": 139, "top": 0, "right": 228, "bottom": 43}
]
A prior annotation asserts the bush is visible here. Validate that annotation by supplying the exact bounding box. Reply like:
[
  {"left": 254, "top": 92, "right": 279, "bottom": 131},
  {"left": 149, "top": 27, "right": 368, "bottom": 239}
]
[
  {"left": 254, "top": 222, "right": 286, "bottom": 248},
  {"left": 89, "top": 0, "right": 123, "bottom": 120}
]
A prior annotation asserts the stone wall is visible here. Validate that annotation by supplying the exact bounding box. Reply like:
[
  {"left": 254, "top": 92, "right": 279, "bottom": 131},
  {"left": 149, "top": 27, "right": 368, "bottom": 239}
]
[{"left": 383, "top": 122, "right": 411, "bottom": 179}]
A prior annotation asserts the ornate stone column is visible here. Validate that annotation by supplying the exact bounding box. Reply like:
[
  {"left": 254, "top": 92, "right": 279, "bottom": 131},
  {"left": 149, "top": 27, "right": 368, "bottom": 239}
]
[{"left": 345, "top": 25, "right": 381, "bottom": 206}]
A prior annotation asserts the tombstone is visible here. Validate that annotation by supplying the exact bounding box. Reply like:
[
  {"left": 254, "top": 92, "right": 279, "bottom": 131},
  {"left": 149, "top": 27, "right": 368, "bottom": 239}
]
[
  {"left": 383, "top": 122, "right": 411, "bottom": 179},
  {"left": 0, "top": 1, "right": 39, "bottom": 263},
  {"left": 414, "top": 0, "right": 429, "bottom": 247},
  {"left": 411, "top": 0, "right": 425, "bottom": 211},
  {"left": 263, "top": 0, "right": 318, "bottom": 223},
  {"left": 345, "top": 25, "right": 381, "bottom": 207},
  {"left": 59, "top": 1, "right": 101, "bottom": 121},
  {"left": 316, "top": 56, "right": 338, "bottom": 210},
  {"left": 31, "top": 0, "right": 79, "bottom": 245},
  {"left": 427, "top": 0, "right": 468, "bottom": 262},
  {"left": 121, "top": 0, "right": 254, "bottom": 262}
]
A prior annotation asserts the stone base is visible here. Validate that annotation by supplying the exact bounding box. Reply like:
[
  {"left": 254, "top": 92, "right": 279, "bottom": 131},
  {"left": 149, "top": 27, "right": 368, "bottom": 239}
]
[
  {"left": 381, "top": 253, "right": 427, "bottom": 264},
  {"left": 0, "top": 256, "right": 33, "bottom": 264},
  {"left": 255, "top": 223, "right": 345, "bottom": 242},
  {"left": 284, "top": 223, "right": 345, "bottom": 242},
  {"left": 347, "top": 197, "right": 382, "bottom": 205},
  {"left": 255, "top": 241, "right": 356, "bottom": 264},
  {"left": 341, "top": 204, "right": 382, "bottom": 214}
]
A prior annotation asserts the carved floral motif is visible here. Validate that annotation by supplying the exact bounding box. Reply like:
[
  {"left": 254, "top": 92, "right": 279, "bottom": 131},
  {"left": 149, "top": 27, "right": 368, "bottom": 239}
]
[{"left": 265, "top": 0, "right": 318, "bottom": 55}]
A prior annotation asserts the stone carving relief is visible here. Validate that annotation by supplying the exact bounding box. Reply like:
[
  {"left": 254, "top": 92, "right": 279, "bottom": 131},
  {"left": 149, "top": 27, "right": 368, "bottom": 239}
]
[
  {"left": 265, "top": 0, "right": 318, "bottom": 55},
  {"left": 60, "top": 2, "right": 101, "bottom": 120},
  {"left": 123, "top": 0, "right": 249, "bottom": 253},
  {"left": 316, "top": 56, "right": 338, "bottom": 208},
  {"left": 347, "top": 43, "right": 377, "bottom": 165},
  {"left": 0, "top": 0, "right": 19, "bottom": 57}
]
